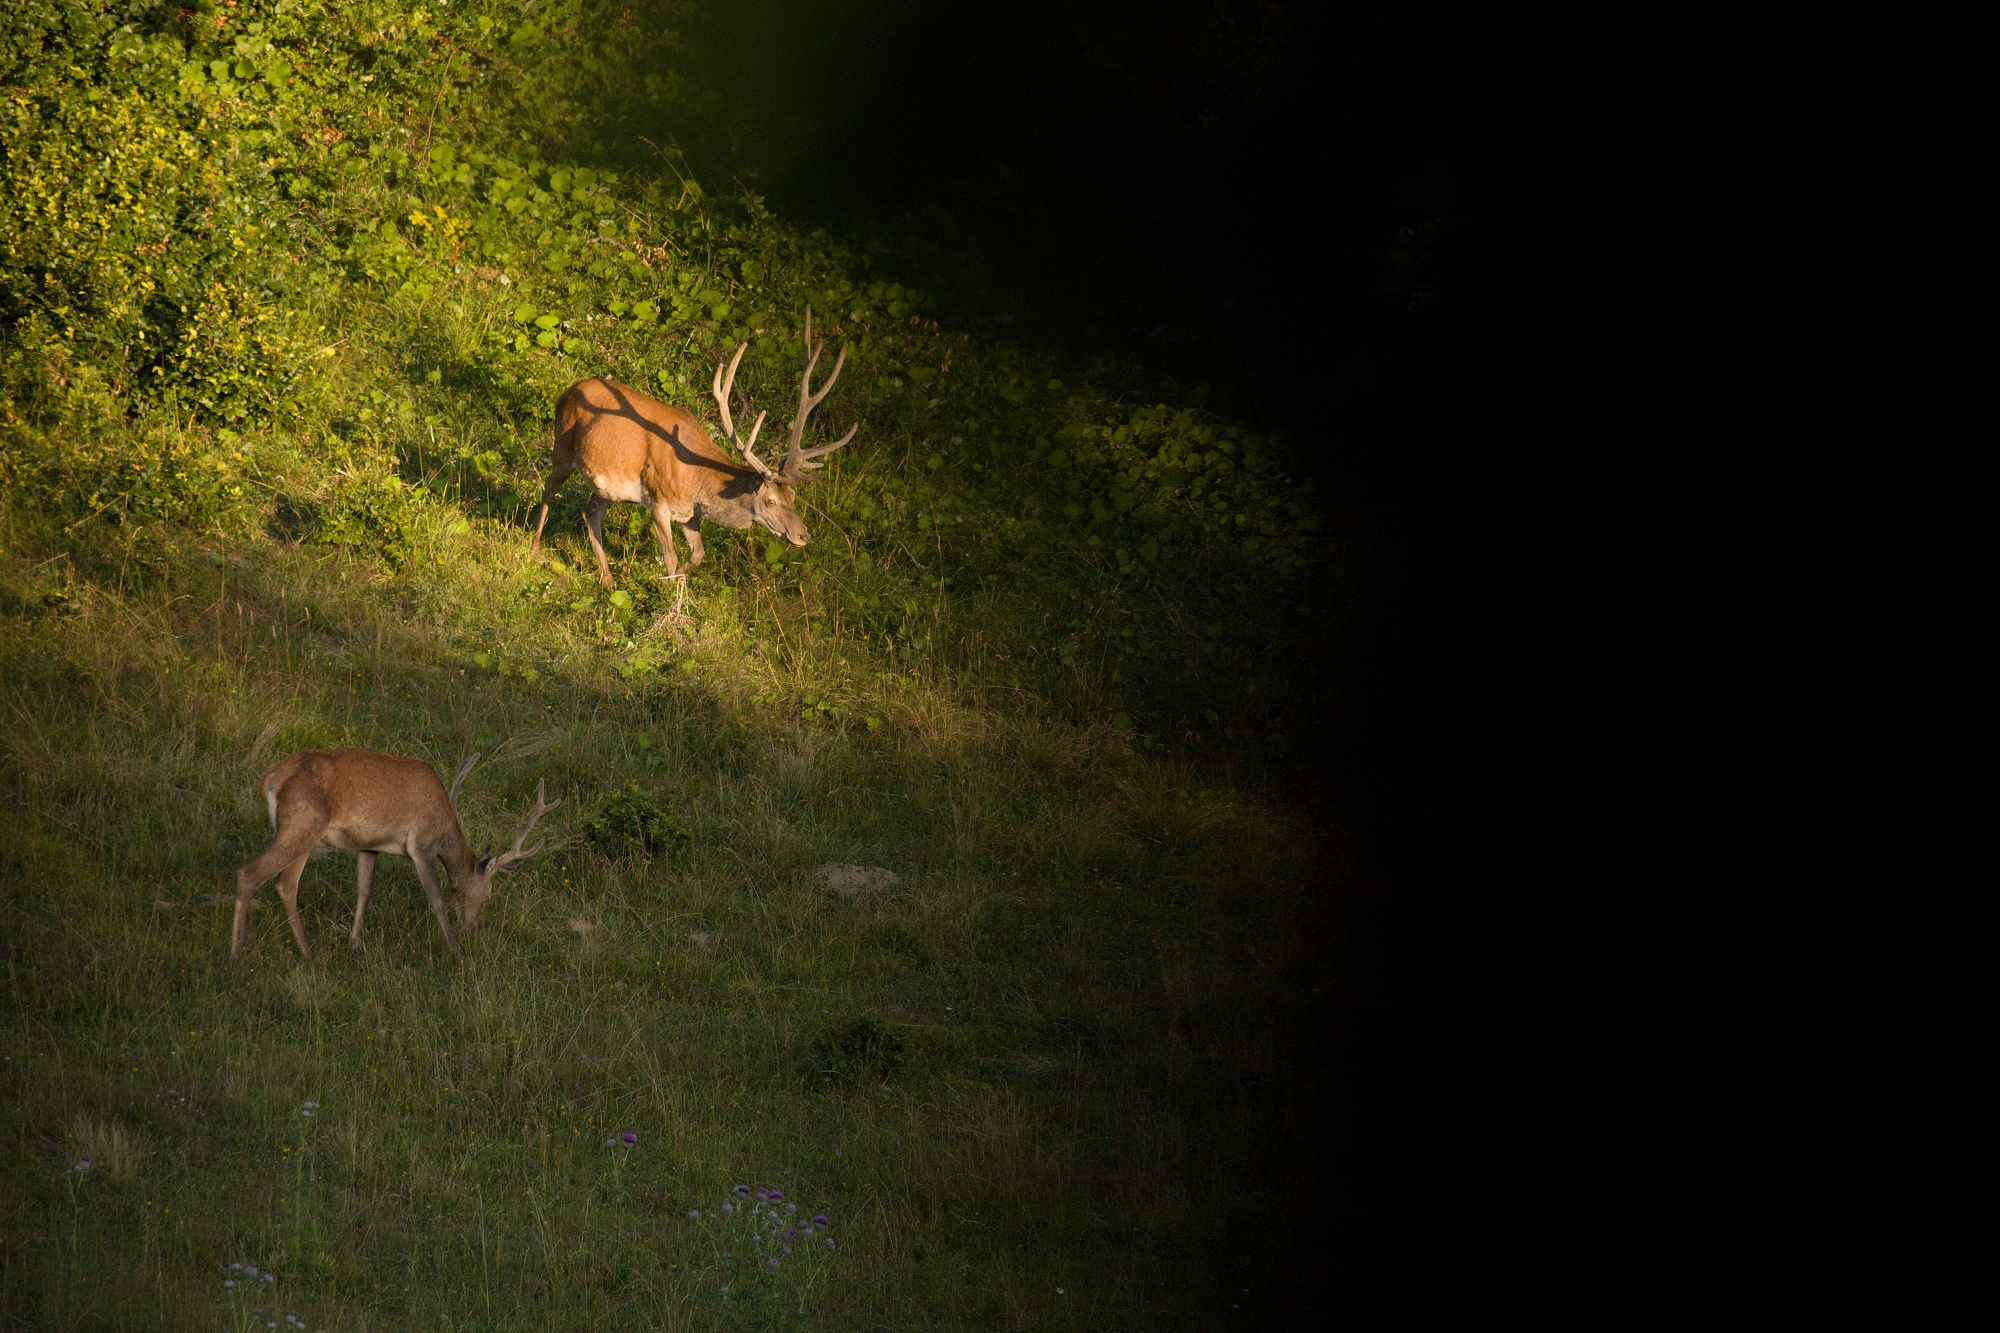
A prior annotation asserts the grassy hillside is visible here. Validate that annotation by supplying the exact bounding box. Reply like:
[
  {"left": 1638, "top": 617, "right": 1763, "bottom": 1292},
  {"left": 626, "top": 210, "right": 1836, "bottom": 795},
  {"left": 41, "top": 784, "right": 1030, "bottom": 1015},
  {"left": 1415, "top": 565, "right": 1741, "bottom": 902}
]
[{"left": 1, "top": 3, "right": 1349, "bottom": 1327}]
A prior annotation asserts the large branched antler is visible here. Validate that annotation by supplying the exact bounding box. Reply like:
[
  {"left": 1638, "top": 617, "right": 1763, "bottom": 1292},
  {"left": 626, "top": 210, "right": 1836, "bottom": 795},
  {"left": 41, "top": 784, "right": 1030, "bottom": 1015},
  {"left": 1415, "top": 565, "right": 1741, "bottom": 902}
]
[
  {"left": 710, "top": 343, "right": 775, "bottom": 477},
  {"left": 487, "top": 779, "right": 561, "bottom": 875},
  {"left": 708, "top": 307, "right": 857, "bottom": 484},
  {"left": 779, "top": 305, "right": 858, "bottom": 482}
]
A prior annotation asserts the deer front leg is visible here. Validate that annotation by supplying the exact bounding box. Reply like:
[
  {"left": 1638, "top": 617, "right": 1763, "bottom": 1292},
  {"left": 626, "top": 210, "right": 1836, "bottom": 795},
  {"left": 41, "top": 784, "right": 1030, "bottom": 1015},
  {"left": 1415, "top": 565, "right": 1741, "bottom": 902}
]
[
  {"left": 678, "top": 519, "right": 706, "bottom": 572},
  {"left": 649, "top": 504, "right": 682, "bottom": 577},
  {"left": 411, "top": 853, "right": 464, "bottom": 962},
  {"left": 349, "top": 850, "right": 377, "bottom": 955},
  {"left": 581, "top": 493, "right": 615, "bottom": 587},
  {"left": 530, "top": 460, "right": 574, "bottom": 556}
]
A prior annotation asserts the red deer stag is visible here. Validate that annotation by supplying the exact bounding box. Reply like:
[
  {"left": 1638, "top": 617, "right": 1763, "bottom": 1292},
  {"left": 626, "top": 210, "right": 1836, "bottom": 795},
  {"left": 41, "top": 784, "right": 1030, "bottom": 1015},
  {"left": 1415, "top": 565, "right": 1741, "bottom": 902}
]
[
  {"left": 233, "top": 749, "right": 558, "bottom": 962},
  {"left": 530, "top": 306, "right": 858, "bottom": 587}
]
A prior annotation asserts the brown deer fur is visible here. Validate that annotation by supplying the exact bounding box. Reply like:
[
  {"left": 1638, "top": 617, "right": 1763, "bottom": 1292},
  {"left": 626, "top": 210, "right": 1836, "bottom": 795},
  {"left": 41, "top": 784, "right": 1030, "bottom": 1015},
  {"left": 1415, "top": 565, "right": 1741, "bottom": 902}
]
[
  {"left": 233, "top": 748, "right": 556, "bottom": 962},
  {"left": 530, "top": 378, "right": 791, "bottom": 586},
  {"left": 530, "top": 308, "right": 857, "bottom": 587}
]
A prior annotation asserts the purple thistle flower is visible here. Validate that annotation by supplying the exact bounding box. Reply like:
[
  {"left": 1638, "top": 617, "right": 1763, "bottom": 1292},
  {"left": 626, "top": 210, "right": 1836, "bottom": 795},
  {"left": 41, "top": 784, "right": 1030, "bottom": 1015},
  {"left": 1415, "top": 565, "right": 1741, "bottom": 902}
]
[
  {"left": 766, "top": 1256, "right": 781, "bottom": 1270},
  {"left": 756, "top": 1187, "right": 769, "bottom": 1200},
  {"left": 813, "top": 1214, "right": 830, "bottom": 1227},
  {"left": 768, "top": 1188, "right": 784, "bottom": 1201},
  {"left": 733, "top": 1184, "right": 751, "bottom": 1197},
  {"left": 785, "top": 1227, "right": 796, "bottom": 1239},
  {"left": 621, "top": 1132, "right": 637, "bottom": 1145}
]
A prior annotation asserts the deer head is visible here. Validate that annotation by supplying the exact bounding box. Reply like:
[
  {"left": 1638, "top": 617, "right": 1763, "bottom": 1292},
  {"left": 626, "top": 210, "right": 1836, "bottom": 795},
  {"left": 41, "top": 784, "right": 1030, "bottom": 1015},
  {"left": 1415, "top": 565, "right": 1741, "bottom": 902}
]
[
  {"left": 711, "top": 306, "right": 858, "bottom": 546},
  {"left": 449, "top": 755, "right": 560, "bottom": 929}
]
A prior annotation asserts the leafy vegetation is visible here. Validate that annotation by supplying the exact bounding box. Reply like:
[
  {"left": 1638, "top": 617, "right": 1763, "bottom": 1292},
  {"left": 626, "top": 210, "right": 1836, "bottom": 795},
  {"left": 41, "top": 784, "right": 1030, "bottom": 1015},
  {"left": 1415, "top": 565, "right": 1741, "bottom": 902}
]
[
  {"left": 583, "top": 782, "right": 692, "bottom": 860},
  {"left": 1, "top": 2, "right": 1345, "bottom": 1327},
  {"left": 810, "top": 1016, "right": 909, "bottom": 1090}
]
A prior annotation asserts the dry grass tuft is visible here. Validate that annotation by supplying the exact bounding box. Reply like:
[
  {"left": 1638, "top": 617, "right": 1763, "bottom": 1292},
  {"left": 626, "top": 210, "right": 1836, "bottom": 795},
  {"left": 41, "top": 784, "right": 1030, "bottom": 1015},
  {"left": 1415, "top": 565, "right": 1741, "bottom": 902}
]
[{"left": 68, "top": 1114, "right": 149, "bottom": 1184}]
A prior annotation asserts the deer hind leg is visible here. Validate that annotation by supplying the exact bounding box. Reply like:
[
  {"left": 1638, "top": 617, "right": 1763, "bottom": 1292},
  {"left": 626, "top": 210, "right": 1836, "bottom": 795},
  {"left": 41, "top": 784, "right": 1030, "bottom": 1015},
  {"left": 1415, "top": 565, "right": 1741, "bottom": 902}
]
[
  {"left": 530, "top": 458, "right": 576, "bottom": 556},
  {"left": 411, "top": 853, "right": 464, "bottom": 962},
  {"left": 348, "top": 850, "right": 377, "bottom": 955},
  {"left": 233, "top": 814, "right": 324, "bottom": 960},
  {"left": 275, "top": 852, "right": 313, "bottom": 958},
  {"left": 582, "top": 493, "right": 615, "bottom": 587},
  {"left": 649, "top": 505, "right": 681, "bottom": 577}
]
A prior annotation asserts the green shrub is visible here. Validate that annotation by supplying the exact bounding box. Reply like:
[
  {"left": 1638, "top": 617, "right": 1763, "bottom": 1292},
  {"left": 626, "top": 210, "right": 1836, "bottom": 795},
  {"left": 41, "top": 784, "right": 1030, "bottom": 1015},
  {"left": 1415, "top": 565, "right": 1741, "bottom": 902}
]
[
  {"left": 810, "top": 1016, "right": 907, "bottom": 1088},
  {"left": 314, "top": 471, "right": 418, "bottom": 568},
  {"left": 581, "top": 782, "right": 691, "bottom": 860},
  {"left": 0, "top": 76, "right": 307, "bottom": 427}
]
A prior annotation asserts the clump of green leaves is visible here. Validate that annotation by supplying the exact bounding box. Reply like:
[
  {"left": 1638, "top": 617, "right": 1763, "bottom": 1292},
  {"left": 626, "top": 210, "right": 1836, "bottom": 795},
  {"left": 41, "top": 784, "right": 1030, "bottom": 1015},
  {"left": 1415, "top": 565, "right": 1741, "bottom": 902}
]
[
  {"left": 315, "top": 472, "right": 419, "bottom": 568},
  {"left": 582, "top": 782, "right": 690, "bottom": 859},
  {"left": 811, "top": 1016, "right": 907, "bottom": 1088}
]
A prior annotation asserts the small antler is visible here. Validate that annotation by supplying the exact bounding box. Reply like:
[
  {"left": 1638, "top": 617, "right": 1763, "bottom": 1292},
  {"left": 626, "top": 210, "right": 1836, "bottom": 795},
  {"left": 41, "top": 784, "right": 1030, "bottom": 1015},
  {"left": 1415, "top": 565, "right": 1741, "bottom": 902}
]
[
  {"left": 779, "top": 305, "right": 857, "bottom": 482},
  {"left": 488, "top": 779, "right": 561, "bottom": 874},
  {"left": 711, "top": 343, "right": 775, "bottom": 477},
  {"left": 449, "top": 753, "right": 481, "bottom": 811}
]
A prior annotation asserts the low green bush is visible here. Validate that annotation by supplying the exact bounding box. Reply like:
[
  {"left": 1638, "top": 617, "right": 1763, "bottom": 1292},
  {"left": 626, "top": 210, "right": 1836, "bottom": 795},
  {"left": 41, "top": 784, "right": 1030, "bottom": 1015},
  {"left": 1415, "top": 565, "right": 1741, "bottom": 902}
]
[
  {"left": 811, "top": 1015, "right": 908, "bottom": 1089},
  {"left": 581, "top": 781, "right": 691, "bottom": 860}
]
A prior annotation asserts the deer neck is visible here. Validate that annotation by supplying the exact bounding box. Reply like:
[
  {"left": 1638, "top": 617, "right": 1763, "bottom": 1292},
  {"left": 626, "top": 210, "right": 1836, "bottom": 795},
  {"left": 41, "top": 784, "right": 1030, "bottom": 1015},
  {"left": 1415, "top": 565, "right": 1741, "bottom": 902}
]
[
  {"left": 696, "top": 476, "right": 766, "bottom": 530},
  {"left": 437, "top": 823, "right": 479, "bottom": 885}
]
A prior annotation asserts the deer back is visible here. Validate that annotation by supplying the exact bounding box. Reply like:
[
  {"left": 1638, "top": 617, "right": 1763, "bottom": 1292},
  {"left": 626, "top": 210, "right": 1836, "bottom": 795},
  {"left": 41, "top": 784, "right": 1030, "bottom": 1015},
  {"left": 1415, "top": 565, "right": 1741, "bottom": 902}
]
[
  {"left": 556, "top": 378, "right": 761, "bottom": 513},
  {"left": 260, "top": 749, "right": 470, "bottom": 861}
]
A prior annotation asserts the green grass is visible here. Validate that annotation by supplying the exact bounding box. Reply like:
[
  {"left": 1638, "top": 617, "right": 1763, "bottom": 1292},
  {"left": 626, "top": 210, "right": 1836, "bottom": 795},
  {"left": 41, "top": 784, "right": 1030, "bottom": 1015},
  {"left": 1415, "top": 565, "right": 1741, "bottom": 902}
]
[{"left": 0, "top": 501, "right": 1332, "bottom": 1329}]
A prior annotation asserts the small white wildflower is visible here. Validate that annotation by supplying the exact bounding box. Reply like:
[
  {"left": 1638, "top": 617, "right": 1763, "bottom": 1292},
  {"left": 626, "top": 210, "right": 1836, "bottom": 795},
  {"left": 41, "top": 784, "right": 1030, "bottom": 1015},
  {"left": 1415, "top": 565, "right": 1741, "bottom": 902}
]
[
  {"left": 262, "top": 1273, "right": 276, "bottom": 1284},
  {"left": 688, "top": 1209, "right": 701, "bottom": 1221},
  {"left": 223, "top": 1280, "right": 236, "bottom": 1289},
  {"left": 244, "top": 1265, "right": 258, "bottom": 1277}
]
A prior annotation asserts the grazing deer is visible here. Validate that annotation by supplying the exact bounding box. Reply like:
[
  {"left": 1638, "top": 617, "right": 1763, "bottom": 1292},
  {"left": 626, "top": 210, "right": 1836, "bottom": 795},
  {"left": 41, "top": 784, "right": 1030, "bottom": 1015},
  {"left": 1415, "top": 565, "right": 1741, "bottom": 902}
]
[
  {"left": 530, "top": 306, "right": 858, "bottom": 588},
  {"left": 233, "top": 749, "right": 558, "bottom": 962}
]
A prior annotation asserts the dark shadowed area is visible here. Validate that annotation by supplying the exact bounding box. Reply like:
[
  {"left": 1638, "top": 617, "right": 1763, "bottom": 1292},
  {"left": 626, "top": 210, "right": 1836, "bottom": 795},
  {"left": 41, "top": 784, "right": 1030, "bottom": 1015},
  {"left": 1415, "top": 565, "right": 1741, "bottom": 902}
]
[
  {"left": 592, "top": 0, "right": 1602, "bottom": 1307},
  {"left": 582, "top": 0, "right": 1485, "bottom": 446}
]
